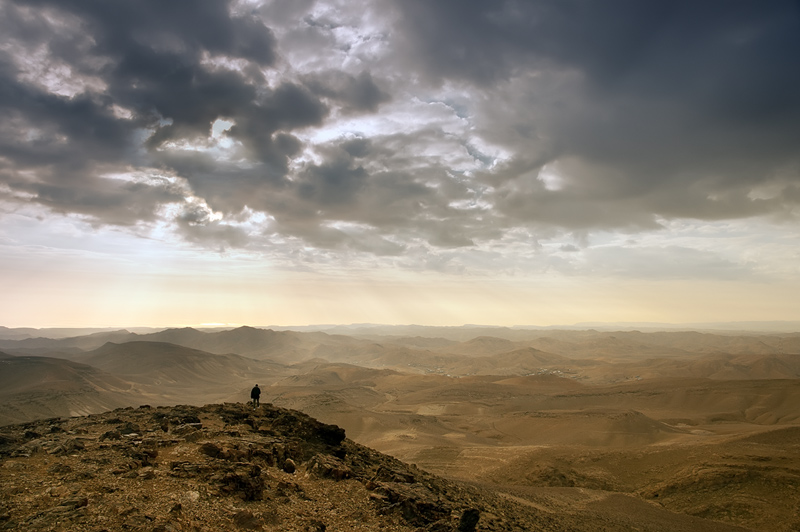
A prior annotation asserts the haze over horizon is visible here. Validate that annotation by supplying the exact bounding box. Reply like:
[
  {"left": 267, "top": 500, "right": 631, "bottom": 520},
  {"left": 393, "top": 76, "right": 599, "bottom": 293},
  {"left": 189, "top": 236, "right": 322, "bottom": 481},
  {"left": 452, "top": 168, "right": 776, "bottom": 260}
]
[{"left": 2, "top": 1, "right": 799, "bottom": 328}]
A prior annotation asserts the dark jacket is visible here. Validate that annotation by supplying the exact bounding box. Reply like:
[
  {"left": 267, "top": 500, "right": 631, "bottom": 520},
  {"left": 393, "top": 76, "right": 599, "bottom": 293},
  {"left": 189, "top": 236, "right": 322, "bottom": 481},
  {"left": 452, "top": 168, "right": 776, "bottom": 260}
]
[{"left": 250, "top": 386, "right": 261, "bottom": 399}]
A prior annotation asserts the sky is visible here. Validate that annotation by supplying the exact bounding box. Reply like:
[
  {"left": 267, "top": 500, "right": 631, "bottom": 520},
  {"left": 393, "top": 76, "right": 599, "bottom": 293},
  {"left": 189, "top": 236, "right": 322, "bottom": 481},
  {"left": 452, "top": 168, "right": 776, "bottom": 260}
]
[{"left": 1, "top": 0, "right": 800, "bottom": 328}]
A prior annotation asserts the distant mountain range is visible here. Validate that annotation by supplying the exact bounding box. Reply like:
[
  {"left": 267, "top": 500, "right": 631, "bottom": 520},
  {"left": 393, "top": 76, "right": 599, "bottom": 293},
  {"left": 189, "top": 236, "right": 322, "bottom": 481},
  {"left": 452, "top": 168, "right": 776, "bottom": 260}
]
[
  {"left": 2, "top": 324, "right": 800, "bottom": 427},
  {"left": 3, "top": 320, "right": 798, "bottom": 342}
]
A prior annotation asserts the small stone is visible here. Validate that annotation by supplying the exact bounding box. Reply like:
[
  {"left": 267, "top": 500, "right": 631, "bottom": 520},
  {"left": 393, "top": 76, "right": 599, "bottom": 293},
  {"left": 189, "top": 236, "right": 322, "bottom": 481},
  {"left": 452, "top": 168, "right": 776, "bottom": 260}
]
[
  {"left": 232, "top": 509, "right": 262, "bottom": 529},
  {"left": 140, "top": 446, "right": 159, "bottom": 460},
  {"left": 100, "top": 430, "right": 122, "bottom": 441},
  {"left": 59, "top": 496, "right": 88, "bottom": 510},
  {"left": 218, "top": 467, "right": 266, "bottom": 501},
  {"left": 47, "top": 463, "right": 72, "bottom": 475},
  {"left": 119, "top": 422, "right": 140, "bottom": 435},
  {"left": 184, "top": 430, "right": 205, "bottom": 442},
  {"left": 172, "top": 424, "right": 198, "bottom": 436},
  {"left": 199, "top": 442, "right": 223, "bottom": 458},
  {"left": 458, "top": 509, "right": 480, "bottom": 532},
  {"left": 282, "top": 458, "right": 296, "bottom": 474},
  {"left": 305, "top": 454, "right": 351, "bottom": 480},
  {"left": 304, "top": 519, "right": 326, "bottom": 532},
  {"left": 48, "top": 438, "right": 85, "bottom": 455}
]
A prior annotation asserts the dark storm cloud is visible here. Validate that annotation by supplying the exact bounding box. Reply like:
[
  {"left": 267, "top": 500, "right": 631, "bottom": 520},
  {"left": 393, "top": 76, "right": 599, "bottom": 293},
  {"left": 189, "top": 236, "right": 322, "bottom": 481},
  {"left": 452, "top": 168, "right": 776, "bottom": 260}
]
[
  {"left": 393, "top": 0, "right": 800, "bottom": 93},
  {"left": 0, "top": 78, "right": 129, "bottom": 168},
  {"left": 0, "top": 0, "right": 326, "bottom": 227},
  {"left": 225, "top": 82, "right": 325, "bottom": 166},
  {"left": 393, "top": 0, "right": 800, "bottom": 229},
  {"left": 392, "top": 0, "right": 671, "bottom": 86},
  {"left": 246, "top": 134, "right": 492, "bottom": 252},
  {"left": 266, "top": 138, "right": 429, "bottom": 244},
  {"left": 44, "top": 0, "right": 278, "bottom": 67},
  {"left": 297, "top": 150, "right": 369, "bottom": 206},
  {"left": 32, "top": 177, "right": 185, "bottom": 226},
  {"left": 303, "top": 70, "right": 390, "bottom": 113},
  {"left": 3, "top": 0, "right": 799, "bottom": 264},
  {"left": 0, "top": 31, "right": 177, "bottom": 221},
  {"left": 0, "top": 0, "right": 416, "bottom": 256}
]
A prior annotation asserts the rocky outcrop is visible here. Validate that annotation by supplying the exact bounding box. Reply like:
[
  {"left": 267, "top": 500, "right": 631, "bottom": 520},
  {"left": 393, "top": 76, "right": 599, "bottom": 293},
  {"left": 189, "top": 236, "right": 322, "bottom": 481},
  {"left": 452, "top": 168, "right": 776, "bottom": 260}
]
[{"left": 0, "top": 402, "right": 556, "bottom": 531}]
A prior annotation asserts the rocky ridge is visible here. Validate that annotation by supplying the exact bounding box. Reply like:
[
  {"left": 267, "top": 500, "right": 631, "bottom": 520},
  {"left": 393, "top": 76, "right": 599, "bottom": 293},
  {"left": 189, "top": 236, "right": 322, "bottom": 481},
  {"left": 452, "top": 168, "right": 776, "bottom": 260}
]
[{"left": 0, "top": 402, "right": 573, "bottom": 531}]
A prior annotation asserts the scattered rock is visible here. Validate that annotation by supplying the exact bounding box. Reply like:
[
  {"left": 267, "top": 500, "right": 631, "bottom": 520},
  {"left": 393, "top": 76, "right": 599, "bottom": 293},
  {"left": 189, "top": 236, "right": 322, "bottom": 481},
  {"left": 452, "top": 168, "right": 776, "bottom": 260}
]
[
  {"left": 172, "top": 423, "right": 202, "bottom": 436},
  {"left": 100, "top": 429, "right": 121, "bottom": 441},
  {"left": 216, "top": 464, "right": 266, "bottom": 500},
  {"left": 138, "top": 466, "right": 156, "bottom": 479},
  {"left": 199, "top": 441, "right": 223, "bottom": 458},
  {"left": 303, "top": 518, "right": 327, "bottom": 531},
  {"left": 0, "top": 402, "right": 568, "bottom": 531},
  {"left": 3, "top": 461, "right": 25, "bottom": 470},
  {"left": 13, "top": 439, "right": 43, "bottom": 457},
  {"left": 370, "top": 481, "right": 451, "bottom": 526},
  {"left": 48, "top": 437, "right": 85, "bottom": 455},
  {"left": 233, "top": 509, "right": 263, "bottom": 529},
  {"left": 374, "top": 465, "right": 416, "bottom": 483},
  {"left": 47, "top": 463, "right": 72, "bottom": 475},
  {"left": 59, "top": 495, "right": 89, "bottom": 510},
  {"left": 276, "top": 479, "right": 304, "bottom": 498},
  {"left": 119, "top": 422, "right": 140, "bottom": 435},
  {"left": 306, "top": 453, "right": 352, "bottom": 480},
  {"left": 458, "top": 508, "right": 480, "bottom": 532}
]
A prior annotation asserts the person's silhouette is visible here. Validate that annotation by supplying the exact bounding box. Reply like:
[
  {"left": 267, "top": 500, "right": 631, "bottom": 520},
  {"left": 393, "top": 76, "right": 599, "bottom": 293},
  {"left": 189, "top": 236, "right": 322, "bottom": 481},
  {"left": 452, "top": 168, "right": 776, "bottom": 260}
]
[{"left": 250, "top": 384, "right": 261, "bottom": 408}]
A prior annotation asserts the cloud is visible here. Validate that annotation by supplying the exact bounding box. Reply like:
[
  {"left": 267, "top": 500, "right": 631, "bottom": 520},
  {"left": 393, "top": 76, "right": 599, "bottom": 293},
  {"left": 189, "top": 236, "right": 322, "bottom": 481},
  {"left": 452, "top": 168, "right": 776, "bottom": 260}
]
[
  {"left": 579, "top": 245, "right": 757, "bottom": 281},
  {"left": 175, "top": 203, "right": 249, "bottom": 250},
  {"left": 393, "top": 0, "right": 800, "bottom": 229},
  {"left": 1, "top": 0, "right": 799, "bottom": 276},
  {"left": 304, "top": 70, "right": 390, "bottom": 113},
  {"left": 0, "top": 0, "right": 324, "bottom": 225}
]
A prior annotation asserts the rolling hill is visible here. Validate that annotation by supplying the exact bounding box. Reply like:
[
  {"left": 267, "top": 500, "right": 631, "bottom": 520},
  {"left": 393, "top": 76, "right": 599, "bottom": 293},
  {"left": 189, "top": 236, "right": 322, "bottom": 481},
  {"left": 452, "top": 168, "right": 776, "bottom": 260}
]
[
  {"left": 73, "top": 341, "right": 291, "bottom": 403},
  {"left": 0, "top": 355, "right": 144, "bottom": 425},
  {"left": 3, "top": 325, "right": 800, "bottom": 530}
]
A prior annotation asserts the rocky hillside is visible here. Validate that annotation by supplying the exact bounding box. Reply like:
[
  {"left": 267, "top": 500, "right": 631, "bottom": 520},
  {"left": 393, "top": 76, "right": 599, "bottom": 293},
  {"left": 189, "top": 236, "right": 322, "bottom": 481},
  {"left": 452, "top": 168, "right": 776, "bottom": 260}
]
[
  {"left": 0, "top": 402, "right": 754, "bottom": 532},
  {"left": 0, "top": 402, "right": 565, "bottom": 532}
]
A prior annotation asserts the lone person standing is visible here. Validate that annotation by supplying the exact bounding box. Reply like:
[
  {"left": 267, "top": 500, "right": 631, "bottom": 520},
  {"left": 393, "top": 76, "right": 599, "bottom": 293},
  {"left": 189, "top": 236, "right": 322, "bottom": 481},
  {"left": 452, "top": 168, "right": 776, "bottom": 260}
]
[{"left": 250, "top": 384, "right": 261, "bottom": 408}]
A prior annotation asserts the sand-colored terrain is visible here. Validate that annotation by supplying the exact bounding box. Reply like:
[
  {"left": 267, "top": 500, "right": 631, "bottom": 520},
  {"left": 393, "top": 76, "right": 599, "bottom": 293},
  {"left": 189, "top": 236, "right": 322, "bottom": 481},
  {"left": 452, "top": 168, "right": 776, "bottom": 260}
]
[{"left": 2, "top": 326, "right": 800, "bottom": 530}]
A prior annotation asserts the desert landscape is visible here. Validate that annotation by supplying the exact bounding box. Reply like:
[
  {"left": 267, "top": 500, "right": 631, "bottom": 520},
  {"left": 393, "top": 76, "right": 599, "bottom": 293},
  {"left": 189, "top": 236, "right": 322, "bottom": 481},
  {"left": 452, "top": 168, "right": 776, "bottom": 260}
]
[
  {"left": 2, "top": 324, "right": 800, "bottom": 531},
  {"left": 4, "top": 1, "right": 799, "bottom": 530}
]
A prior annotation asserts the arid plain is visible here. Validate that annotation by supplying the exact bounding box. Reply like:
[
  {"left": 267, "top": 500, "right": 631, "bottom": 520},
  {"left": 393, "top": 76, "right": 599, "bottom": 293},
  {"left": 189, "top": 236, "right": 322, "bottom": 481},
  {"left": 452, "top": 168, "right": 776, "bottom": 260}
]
[{"left": 2, "top": 325, "right": 800, "bottom": 531}]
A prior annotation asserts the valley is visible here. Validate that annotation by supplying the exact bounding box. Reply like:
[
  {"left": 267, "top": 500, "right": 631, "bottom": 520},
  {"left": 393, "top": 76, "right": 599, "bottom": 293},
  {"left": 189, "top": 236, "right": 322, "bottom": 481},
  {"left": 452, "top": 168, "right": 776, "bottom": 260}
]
[{"left": 2, "top": 325, "right": 800, "bottom": 530}]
